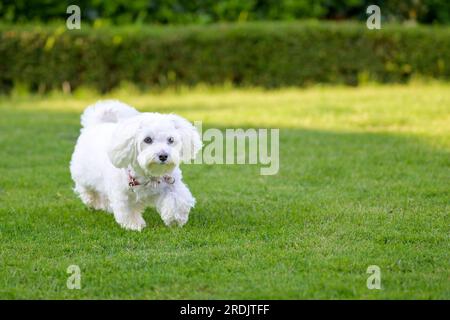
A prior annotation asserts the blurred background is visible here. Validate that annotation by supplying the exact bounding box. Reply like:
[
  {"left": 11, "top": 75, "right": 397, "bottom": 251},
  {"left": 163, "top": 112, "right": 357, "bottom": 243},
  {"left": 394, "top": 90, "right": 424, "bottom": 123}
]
[
  {"left": 0, "top": 0, "right": 449, "bottom": 94},
  {"left": 1, "top": 0, "right": 450, "bottom": 25}
]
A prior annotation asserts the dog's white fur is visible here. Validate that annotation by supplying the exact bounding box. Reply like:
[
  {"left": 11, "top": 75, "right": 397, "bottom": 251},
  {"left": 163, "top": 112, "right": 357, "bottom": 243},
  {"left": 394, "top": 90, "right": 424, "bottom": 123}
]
[{"left": 70, "top": 100, "right": 202, "bottom": 231}]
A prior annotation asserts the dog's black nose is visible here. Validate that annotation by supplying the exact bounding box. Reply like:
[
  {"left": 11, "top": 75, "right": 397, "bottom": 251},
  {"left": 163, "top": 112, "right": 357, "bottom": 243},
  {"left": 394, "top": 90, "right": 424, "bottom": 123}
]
[{"left": 158, "top": 154, "right": 168, "bottom": 162}]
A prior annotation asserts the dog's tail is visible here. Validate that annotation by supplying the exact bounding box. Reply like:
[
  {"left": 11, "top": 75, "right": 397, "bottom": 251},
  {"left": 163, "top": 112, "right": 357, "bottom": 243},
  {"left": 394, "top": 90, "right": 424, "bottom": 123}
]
[{"left": 80, "top": 100, "right": 140, "bottom": 128}]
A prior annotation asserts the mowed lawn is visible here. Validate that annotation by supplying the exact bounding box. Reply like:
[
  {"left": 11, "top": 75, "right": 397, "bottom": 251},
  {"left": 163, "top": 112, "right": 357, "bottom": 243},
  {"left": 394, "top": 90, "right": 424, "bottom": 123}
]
[{"left": 0, "top": 84, "right": 449, "bottom": 299}]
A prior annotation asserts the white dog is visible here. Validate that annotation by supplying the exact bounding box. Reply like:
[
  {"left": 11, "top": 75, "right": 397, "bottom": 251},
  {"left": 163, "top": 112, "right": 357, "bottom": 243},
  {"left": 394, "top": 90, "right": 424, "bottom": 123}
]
[{"left": 70, "top": 100, "right": 202, "bottom": 231}]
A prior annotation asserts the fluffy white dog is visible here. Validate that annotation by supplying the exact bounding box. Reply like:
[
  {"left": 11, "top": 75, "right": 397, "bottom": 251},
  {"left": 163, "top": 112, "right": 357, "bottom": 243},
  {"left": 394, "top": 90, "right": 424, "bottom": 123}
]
[{"left": 70, "top": 100, "right": 202, "bottom": 231}]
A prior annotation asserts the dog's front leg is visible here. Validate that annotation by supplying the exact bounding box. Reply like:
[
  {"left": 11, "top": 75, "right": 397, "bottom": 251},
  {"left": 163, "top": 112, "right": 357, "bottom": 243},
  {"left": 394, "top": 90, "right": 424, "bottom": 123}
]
[
  {"left": 156, "top": 181, "right": 195, "bottom": 227},
  {"left": 110, "top": 193, "right": 146, "bottom": 231}
]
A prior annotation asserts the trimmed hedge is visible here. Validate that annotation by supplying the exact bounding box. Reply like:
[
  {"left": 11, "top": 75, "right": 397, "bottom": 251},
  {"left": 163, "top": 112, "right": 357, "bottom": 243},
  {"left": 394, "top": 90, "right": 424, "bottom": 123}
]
[{"left": 1, "top": 22, "right": 450, "bottom": 93}]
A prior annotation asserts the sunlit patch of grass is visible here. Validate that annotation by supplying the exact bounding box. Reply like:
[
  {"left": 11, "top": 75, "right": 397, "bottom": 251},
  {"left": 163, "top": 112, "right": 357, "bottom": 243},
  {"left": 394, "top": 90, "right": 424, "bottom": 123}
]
[{"left": 3, "top": 83, "right": 449, "bottom": 142}]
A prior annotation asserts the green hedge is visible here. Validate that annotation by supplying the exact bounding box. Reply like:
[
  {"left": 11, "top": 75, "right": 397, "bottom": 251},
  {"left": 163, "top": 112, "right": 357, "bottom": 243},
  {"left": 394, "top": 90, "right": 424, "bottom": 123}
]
[{"left": 1, "top": 22, "right": 450, "bottom": 93}]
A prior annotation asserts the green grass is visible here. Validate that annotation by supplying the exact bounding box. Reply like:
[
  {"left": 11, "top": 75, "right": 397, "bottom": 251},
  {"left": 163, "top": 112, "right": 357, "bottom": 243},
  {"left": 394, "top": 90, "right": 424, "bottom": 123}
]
[{"left": 0, "top": 83, "right": 449, "bottom": 299}]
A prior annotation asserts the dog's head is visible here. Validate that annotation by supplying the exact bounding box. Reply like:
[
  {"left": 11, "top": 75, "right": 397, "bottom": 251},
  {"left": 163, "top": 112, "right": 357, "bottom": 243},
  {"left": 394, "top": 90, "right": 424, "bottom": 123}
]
[{"left": 107, "top": 113, "right": 201, "bottom": 176}]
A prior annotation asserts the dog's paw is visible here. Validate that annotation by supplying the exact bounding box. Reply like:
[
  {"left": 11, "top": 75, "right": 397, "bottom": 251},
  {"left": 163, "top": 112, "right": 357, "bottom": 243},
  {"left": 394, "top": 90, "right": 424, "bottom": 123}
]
[
  {"left": 161, "top": 215, "right": 188, "bottom": 228},
  {"left": 158, "top": 197, "right": 190, "bottom": 227},
  {"left": 173, "top": 212, "right": 189, "bottom": 227},
  {"left": 117, "top": 215, "right": 146, "bottom": 231}
]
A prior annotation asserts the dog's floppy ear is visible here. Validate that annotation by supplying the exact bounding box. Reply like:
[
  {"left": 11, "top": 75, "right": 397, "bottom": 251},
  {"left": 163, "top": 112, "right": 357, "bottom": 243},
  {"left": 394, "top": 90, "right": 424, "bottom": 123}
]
[
  {"left": 107, "top": 118, "right": 140, "bottom": 168},
  {"left": 170, "top": 114, "right": 202, "bottom": 162}
]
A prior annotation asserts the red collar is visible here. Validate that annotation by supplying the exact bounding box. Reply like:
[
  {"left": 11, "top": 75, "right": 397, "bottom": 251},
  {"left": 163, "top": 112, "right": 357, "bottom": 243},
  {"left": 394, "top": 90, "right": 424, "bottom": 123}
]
[
  {"left": 128, "top": 170, "right": 175, "bottom": 187},
  {"left": 128, "top": 171, "right": 141, "bottom": 187}
]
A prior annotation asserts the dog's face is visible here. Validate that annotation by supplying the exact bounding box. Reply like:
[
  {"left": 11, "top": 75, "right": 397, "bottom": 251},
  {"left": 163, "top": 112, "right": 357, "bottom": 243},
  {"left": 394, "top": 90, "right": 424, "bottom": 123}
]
[
  {"left": 107, "top": 113, "right": 201, "bottom": 176},
  {"left": 135, "top": 120, "right": 182, "bottom": 175}
]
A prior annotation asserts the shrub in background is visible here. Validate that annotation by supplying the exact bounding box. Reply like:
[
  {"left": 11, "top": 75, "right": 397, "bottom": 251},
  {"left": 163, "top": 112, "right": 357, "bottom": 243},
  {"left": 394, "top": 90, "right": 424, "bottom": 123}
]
[
  {"left": 1, "top": 0, "right": 450, "bottom": 25},
  {"left": 0, "top": 22, "right": 449, "bottom": 93}
]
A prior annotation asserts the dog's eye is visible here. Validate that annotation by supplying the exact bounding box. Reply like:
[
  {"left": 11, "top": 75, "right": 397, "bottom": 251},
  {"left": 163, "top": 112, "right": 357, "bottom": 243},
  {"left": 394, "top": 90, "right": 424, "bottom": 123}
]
[
  {"left": 143, "top": 137, "right": 153, "bottom": 144},
  {"left": 167, "top": 137, "right": 174, "bottom": 144}
]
